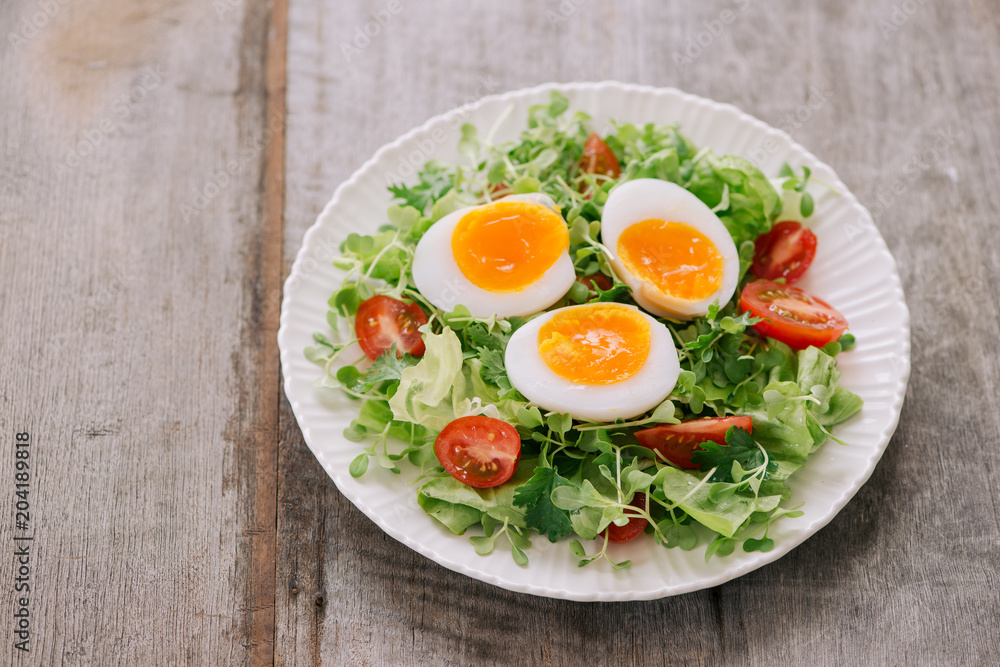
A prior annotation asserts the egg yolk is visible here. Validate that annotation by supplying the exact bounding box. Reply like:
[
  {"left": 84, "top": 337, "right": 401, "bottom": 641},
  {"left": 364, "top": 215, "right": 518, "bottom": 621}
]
[
  {"left": 617, "top": 219, "right": 723, "bottom": 301},
  {"left": 537, "top": 304, "right": 651, "bottom": 385},
  {"left": 452, "top": 201, "right": 569, "bottom": 293}
]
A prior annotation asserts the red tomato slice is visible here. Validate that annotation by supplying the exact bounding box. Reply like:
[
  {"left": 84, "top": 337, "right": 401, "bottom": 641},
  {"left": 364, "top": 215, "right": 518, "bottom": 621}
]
[
  {"left": 355, "top": 295, "right": 429, "bottom": 360},
  {"left": 486, "top": 182, "right": 510, "bottom": 198},
  {"left": 575, "top": 272, "right": 614, "bottom": 294},
  {"left": 434, "top": 416, "right": 521, "bottom": 489},
  {"left": 634, "top": 417, "right": 753, "bottom": 469},
  {"left": 600, "top": 493, "right": 648, "bottom": 544},
  {"left": 740, "top": 281, "right": 848, "bottom": 350},
  {"left": 751, "top": 221, "right": 817, "bottom": 283},
  {"left": 580, "top": 132, "right": 622, "bottom": 178}
]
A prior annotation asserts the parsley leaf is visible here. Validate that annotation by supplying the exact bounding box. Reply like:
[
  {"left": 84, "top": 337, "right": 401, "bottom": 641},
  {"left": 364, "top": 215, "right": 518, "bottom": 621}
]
[
  {"left": 690, "top": 426, "right": 770, "bottom": 483},
  {"left": 512, "top": 466, "right": 574, "bottom": 542},
  {"left": 477, "top": 347, "right": 513, "bottom": 392},
  {"left": 350, "top": 348, "right": 419, "bottom": 394},
  {"left": 462, "top": 319, "right": 525, "bottom": 398},
  {"left": 387, "top": 161, "right": 456, "bottom": 215},
  {"left": 463, "top": 322, "right": 509, "bottom": 353}
]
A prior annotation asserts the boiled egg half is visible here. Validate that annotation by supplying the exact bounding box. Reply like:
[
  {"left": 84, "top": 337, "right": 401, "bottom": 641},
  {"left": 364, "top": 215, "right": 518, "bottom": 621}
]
[
  {"left": 412, "top": 193, "right": 575, "bottom": 318},
  {"left": 505, "top": 302, "right": 679, "bottom": 423},
  {"left": 601, "top": 179, "right": 739, "bottom": 319}
]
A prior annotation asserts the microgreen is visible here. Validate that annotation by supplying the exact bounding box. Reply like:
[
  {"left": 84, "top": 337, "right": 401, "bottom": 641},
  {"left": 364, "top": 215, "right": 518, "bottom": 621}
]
[
  {"left": 779, "top": 162, "right": 815, "bottom": 218},
  {"left": 469, "top": 517, "right": 532, "bottom": 567}
]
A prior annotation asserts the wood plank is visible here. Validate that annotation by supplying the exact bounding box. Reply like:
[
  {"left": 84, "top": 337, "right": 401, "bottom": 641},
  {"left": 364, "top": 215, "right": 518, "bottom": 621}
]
[
  {"left": 0, "top": 0, "right": 282, "bottom": 663},
  {"left": 252, "top": 0, "right": 288, "bottom": 663},
  {"left": 274, "top": 0, "right": 1000, "bottom": 664}
]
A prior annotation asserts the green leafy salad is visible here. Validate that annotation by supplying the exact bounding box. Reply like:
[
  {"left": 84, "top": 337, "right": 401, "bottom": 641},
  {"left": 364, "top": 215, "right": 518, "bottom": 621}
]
[{"left": 306, "top": 91, "right": 862, "bottom": 568}]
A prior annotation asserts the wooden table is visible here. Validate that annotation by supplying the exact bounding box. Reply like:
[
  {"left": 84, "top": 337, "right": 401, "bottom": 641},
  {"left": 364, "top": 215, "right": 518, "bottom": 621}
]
[{"left": 2, "top": 1, "right": 998, "bottom": 664}]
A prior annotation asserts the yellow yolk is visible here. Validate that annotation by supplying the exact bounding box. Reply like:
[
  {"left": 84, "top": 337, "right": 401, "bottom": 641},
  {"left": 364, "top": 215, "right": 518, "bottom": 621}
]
[
  {"left": 617, "top": 219, "right": 723, "bottom": 301},
  {"left": 452, "top": 201, "right": 569, "bottom": 293},
  {"left": 537, "top": 304, "right": 651, "bottom": 385}
]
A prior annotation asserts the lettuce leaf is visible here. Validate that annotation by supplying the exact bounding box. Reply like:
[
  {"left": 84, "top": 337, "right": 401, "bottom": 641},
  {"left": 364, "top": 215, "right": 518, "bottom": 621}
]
[
  {"left": 388, "top": 327, "right": 466, "bottom": 432},
  {"left": 656, "top": 467, "right": 783, "bottom": 538},
  {"left": 417, "top": 462, "right": 535, "bottom": 534},
  {"left": 389, "top": 328, "right": 528, "bottom": 432},
  {"left": 750, "top": 347, "right": 863, "bottom": 462},
  {"left": 686, "top": 153, "right": 780, "bottom": 246},
  {"left": 416, "top": 494, "right": 484, "bottom": 534}
]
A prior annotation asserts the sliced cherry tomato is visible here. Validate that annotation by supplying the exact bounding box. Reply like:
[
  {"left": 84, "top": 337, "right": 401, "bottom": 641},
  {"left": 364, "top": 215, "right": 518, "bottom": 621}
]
[
  {"left": 751, "top": 221, "right": 818, "bottom": 283},
  {"left": 434, "top": 416, "right": 521, "bottom": 489},
  {"left": 355, "top": 295, "right": 429, "bottom": 360},
  {"left": 740, "top": 280, "right": 848, "bottom": 350},
  {"left": 580, "top": 132, "right": 622, "bottom": 179},
  {"left": 485, "top": 182, "right": 510, "bottom": 199},
  {"left": 634, "top": 417, "right": 753, "bottom": 469},
  {"left": 599, "top": 493, "right": 648, "bottom": 544},
  {"left": 575, "top": 272, "right": 614, "bottom": 294}
]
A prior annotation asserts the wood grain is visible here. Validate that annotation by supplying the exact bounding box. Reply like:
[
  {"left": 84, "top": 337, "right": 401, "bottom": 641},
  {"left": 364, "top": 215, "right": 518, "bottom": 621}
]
[
  {"left": 0, "top": 0, "right": 282, "bottom": 664},
  {"left": 252, "top": 0, "right": 287, "bottom": 662},
  {"left": 278, "top": 1, "right": 1000, "bottom": 665},
  {"left": 1, "top": 0, "right": 998, "bottom": 664}
]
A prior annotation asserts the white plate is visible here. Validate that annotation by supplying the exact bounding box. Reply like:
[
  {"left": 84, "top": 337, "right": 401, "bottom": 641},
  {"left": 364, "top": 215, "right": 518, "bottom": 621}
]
[{"left": 278, "top": 82, "right": 910, "bottom": 601}]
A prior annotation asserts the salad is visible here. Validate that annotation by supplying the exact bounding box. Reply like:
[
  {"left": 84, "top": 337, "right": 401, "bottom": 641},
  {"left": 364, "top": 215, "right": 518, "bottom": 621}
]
[{"left": 306, "top": 91, "right": 862, "bottom": 568}]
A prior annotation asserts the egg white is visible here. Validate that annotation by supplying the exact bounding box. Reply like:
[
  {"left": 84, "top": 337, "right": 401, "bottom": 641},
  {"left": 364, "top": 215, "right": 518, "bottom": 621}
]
[
  {"left": 411, "top": 193, "right": 576, "bottom": 318},
  {"left": 601, "top": 179, "right": 739, "bottom": 319},
  {"left": 504, "top": 303, "right": 680, "bottom": 423}
]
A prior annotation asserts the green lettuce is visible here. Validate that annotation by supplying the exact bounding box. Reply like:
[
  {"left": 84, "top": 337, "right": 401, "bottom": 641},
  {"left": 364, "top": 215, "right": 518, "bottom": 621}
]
[
  {"left": 417, "top": 462, "right": 535, "bottom": 534},
  {"left": 751, "top": 347, "right": 863, "bottom": 462},
  {"left": 656, "top": 467, "right": 783, "bottom": 538},
  {"left": 389, "top": 328, "right": 527, "bottom": 432}
]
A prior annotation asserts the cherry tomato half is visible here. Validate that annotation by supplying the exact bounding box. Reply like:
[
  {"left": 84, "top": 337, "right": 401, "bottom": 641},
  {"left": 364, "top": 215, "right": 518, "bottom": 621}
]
[
  {"left": 485, "top": 182, "right": 510, "bottom": 199},
  {"left": 434, "top": 416, "right": 522, "bottom": 489},
  {"left": 575, "top": 272, "right": 614, "bottom": 294},
  {"left": 600, "top": 493, "right": 648, "bottom": 544},
  {"left": 635, "top": 417, "right": 753, "bottom": 469},
  {"left": 355, "top": 295, "right": 429, "bottom": 360},
  {"left": 740, "top": 280, "right": 848, "bottom": 350},
  {"left": 580, "top": 132, "right": 622, "bottom": 179},
  {"left": 751, "top": 221, "right": 818, "bottom": 283}
]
